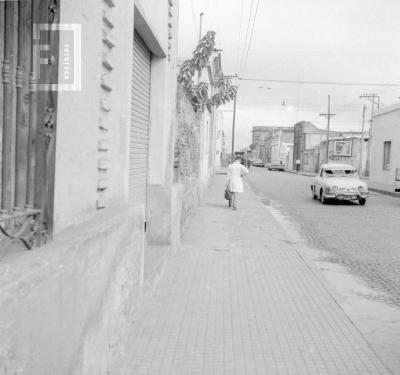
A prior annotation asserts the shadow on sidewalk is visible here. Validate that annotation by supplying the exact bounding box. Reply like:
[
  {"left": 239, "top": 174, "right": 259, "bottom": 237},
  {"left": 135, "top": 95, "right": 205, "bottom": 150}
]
[{"left": 204, "top": 202, "right": 230, "bottom": 209}]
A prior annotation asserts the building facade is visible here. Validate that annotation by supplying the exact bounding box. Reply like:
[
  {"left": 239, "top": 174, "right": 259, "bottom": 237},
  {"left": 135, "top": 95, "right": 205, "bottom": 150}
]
[
  {"left": 270, "top": 128, "right": 294, "bottom": 168},
  {"left": 293, "top": 121, "right": 364, "bottom": 173},
  {"left": 215, "top": 111, "right": 226, "bottom": 168},
  {"left": 293, "top": 121, "right": 326, "bottom": 171},
  {"left": 370, "top": 103, "right": 400, "bottom": 186},
  {"left": 0, "top": 1, "right": 182, "bottom": 374},
  {"left": 251, "top": 126, "right": 293, "bottom": 164}
]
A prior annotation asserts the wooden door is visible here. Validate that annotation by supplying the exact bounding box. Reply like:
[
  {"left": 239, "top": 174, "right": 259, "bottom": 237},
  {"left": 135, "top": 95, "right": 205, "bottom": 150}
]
[{"left": 0, "top": 0, "right": 60, "bottom": 247}]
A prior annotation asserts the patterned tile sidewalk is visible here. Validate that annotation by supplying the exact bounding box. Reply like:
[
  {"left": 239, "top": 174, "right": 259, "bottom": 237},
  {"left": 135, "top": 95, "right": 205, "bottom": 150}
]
[{"left": 120, "top": 174, "right": 391, "bottom": 374}]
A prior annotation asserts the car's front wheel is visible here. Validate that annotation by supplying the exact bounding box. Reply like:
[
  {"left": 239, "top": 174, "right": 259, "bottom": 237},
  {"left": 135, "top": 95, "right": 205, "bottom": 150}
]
[
  {"left": 359, "top": 198, "right": 366, "bottom": 206},
  {"left": 311, "top": 186, "right": 317, "bottom": 199},
  {"left": 320, "top": 189, "right": 328, "bottom": 204}
]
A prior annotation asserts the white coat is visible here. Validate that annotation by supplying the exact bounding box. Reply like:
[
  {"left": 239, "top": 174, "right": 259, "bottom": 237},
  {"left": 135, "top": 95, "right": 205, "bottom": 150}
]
[{"left": 227, "top": 161, "right": 249, "bottom": 193}]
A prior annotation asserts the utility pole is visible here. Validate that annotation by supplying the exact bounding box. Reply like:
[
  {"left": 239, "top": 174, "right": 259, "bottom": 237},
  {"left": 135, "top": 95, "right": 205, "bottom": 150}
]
[
  {"left": 320, "top": 95, "right": 336, "bottom": 164},
  {"left": 231, "top": 94, "right": 237, "bottom": 162},
  {"left": 360, "top": 93, "right": 380, "bottom": 176},
  {"left": 360, "top": 104, "right": 366, "bottom": 173},
  {"left": 217, "top": 74, "right": 238, "bottom": 162},
  {"left": 199, "top": 12, "right": 204, "bottom": 41}
]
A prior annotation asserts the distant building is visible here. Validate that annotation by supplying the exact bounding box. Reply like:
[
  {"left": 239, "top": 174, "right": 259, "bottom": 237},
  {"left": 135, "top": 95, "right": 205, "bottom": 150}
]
[
  {"left": 319, "top": 136, "right": 368, "bottom": 173},
  {"left": 251, "top": 126, "right": 293, "bottom": 163},
  {"left": 370, "top": 103, "right": 400, "bottom": 186},
  {"left": 293, "top": 121, "right": 363, "bottom": 172},
  {"left": 293, "top": 122, "right": 326, "bottom": 171},
  {"left": 215, "top": 111, "right": 226, "bottom": 168},
  {"left": 270, "top": 128, "right": 294, "bottom": 168}
]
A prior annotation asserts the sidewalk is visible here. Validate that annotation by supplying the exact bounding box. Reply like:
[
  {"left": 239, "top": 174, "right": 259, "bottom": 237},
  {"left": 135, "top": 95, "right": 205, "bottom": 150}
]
[
  {"left": 360, "top": 179, "right": 400, "bottom": 198},
  {"left": 119, "top": 174, "right": 391, "bottom": 374}
]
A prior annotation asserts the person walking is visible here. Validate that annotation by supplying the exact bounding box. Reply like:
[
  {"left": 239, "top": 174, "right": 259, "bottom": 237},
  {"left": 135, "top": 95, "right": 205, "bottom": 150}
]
[{"left": 227, "top": 157, "right": 249, "bottom": 210}]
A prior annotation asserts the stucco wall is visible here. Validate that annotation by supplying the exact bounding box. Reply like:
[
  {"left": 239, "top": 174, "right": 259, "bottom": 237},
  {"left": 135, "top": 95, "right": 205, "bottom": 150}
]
[
  {"left": 146, "top": 0, "right": 179, "bottom": 187},
  {"left": 54, "top": 0, "right": 134, "bottom": 232},
  {"left": 370, "top": 106, "right": 400, "bottom": 185},
  {"left": 0, "top": 207, "right": 144, "bottom": 375},
  {"left": 135, "top": 0, "right": 169, "bottom": 52}
]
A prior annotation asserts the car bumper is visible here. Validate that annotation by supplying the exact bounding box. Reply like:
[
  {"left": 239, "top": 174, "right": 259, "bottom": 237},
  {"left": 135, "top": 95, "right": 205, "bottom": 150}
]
[
  {"left": 324, "top": 192, "right": 369, "bottom": 200},
  {"left": 268, "top": 166, "right": 285, "bottom": 170}
]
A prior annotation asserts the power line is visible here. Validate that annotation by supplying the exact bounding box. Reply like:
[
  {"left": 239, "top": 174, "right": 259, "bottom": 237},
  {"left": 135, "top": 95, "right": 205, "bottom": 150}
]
[
  {"left": 212, "top": 0, "right": 220, "bottom": 36},
  {"left": 235, "top": 0, "right": 245, "bottom": 73},
  {"left": 239, "top": 77, "right": 400, "bottom": 87},
  {"left": 240, "top": 0, "right": 260, "bottom": 78},
  {"left": 238, "top": 0, "right": 255, "bottom": 77}
]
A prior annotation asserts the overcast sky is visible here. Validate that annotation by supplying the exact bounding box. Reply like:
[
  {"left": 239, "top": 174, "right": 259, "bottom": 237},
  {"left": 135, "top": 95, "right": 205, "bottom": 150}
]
[{"left": 178, "top": 0, "right": 400, "bottom": 149}]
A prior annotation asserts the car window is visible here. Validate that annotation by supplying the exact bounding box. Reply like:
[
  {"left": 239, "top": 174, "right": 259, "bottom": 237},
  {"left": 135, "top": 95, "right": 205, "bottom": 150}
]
[{"left": 324, "top": 169, "right": 357, "bottom": 177}]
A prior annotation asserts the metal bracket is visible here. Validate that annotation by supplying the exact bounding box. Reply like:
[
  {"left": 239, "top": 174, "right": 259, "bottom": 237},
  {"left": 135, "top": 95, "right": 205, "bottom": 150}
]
[{"left": 0, "top": 208, "right": 42, "bottom": 252}]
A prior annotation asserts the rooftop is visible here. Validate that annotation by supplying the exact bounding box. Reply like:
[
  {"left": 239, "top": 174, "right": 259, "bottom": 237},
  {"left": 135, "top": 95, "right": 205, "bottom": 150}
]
[{"left": 373, "top": 102, "right": 400, "bottom": 119}]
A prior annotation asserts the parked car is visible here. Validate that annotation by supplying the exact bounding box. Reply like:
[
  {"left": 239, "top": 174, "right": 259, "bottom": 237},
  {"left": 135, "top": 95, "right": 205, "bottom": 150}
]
[
  {"left": 395, "top": 168, "right": 400, "bottom": 192},
  {"left": 267, "top": 160, "right": 285, "bottom": 171},
  {"left": 311, "top": 163, "right": 368, "bottom": 205},
  {"left": 253, "top": 159, "right": 265, "bottom": 167}
]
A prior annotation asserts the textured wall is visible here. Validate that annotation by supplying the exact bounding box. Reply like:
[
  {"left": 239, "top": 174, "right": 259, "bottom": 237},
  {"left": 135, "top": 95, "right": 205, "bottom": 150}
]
[
  {"left": 370, "top": 106, "right": 400, "bottom": 184},
  {"left": 54, "top": 0, "right": 134, "bottom": 232},
  {"left": 174, "top": 87, "right": 204, "bottom": 230},
  {"left": 0, "top": 207, "right": 144, "bottom": 375},
  {"left": 174, "top": 87, "right": 201, "bottom": 183}
]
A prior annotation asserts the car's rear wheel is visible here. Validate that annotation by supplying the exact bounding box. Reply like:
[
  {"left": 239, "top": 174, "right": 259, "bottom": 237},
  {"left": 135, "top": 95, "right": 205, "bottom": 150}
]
[
  {"left": 359, "top": 198, "right": 366, "bottom": 206},
  {"left": 320, "top": 189, "right": 328, "bottom": 204},
  {"left": 311, "top": 186, "right": 317, "bottom": 199}
]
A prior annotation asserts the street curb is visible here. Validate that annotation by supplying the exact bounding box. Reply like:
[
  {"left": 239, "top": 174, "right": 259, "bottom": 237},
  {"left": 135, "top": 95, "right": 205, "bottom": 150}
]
[
  {"left": 244, "top": 176, "right": 397, "bottom": 375},
  {"left": 284, "top": 170, "right": 316, "bottom": 177},
  {"left": 368, "top": 187, "right": 400, "bottom": 198},
  {"left": 244, "top": 179, "right": 352, "bottom": 316}
]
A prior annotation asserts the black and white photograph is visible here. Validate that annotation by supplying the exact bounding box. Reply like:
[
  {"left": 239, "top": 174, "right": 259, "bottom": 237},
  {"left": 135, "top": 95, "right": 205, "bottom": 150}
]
[{"left": 0, "top": 0, "right": 399, "bottom": 374}]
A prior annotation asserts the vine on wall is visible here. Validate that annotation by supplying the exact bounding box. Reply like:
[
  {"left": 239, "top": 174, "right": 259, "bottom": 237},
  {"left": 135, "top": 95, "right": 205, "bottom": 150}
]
[{"left": 177, "top": 31, "right": 237, "bottom": 113}]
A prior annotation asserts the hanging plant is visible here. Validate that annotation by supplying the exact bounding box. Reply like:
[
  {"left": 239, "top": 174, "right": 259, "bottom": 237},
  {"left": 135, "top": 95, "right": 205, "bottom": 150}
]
[
  {"left": 192, "top": 31, "right": 216, "bottom": 71},
  {"left": 177, "top": 59, "right": 196, "bottom": 89},
  {"left": 211, "top": 77, "right": 237, "bottom": 107},
  {"left": 177, "top": 31, "right": 237, "bottom": 113}
]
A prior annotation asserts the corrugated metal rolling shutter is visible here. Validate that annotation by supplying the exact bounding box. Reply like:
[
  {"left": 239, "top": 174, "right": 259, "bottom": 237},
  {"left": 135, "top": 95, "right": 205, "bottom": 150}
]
[{"left": 129, "top": 31, "right": 151, "bottom": 206}]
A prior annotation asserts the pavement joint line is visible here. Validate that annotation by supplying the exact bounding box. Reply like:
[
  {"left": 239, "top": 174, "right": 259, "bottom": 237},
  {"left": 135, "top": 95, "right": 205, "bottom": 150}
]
[
  {"left": 246, "top": 176, "right": 395, "bottom": 375},
  {"left": 118, "top": 172, "right": 394, "bottom": 374}
]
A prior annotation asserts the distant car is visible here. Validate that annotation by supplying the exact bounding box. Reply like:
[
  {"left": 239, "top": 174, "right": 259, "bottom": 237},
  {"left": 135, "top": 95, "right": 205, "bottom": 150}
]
[
  {"left": 267, "top": 161, "right": 285, "bottom": 171},
  {"left": 311, "top": 163, "right": 368, "bottom": 205},
  {"left": 395, "top": 168, "right": 400, "bottom": 192},
  {"left": 253, "top": 159, "right": 265, "bottom": 167}
]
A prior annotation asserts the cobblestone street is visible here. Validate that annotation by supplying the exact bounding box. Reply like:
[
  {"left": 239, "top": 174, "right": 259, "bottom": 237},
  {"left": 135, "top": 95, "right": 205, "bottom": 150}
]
[{"left": 248, "top": 168, "right": 400, "bottom": 308}]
